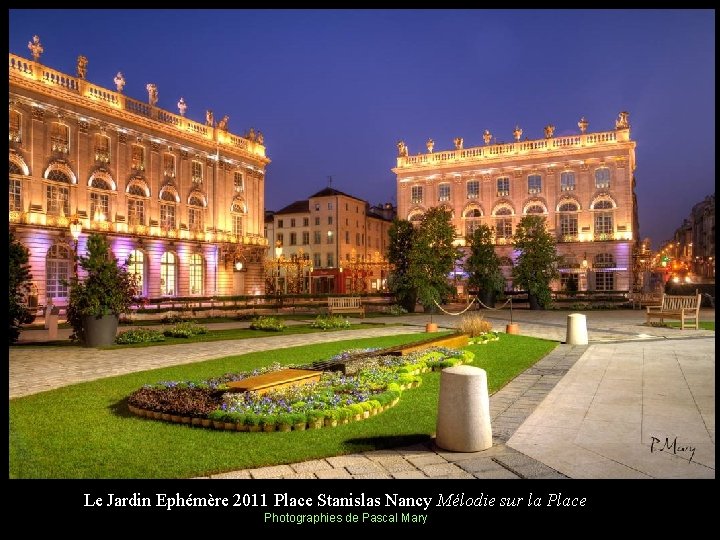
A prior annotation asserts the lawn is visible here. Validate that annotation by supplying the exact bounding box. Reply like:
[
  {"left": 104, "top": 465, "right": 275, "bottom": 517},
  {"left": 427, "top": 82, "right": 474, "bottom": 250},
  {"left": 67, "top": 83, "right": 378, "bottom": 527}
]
[{"left": 9, "top": 332, "right": 557, "bottom": 479}]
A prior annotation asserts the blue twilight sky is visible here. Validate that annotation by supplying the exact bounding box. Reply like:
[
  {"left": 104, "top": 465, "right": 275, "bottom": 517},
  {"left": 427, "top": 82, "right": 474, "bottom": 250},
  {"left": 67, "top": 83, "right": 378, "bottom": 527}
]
[{"left": 9, "top": 9, "right": 715, "bottom": 249}]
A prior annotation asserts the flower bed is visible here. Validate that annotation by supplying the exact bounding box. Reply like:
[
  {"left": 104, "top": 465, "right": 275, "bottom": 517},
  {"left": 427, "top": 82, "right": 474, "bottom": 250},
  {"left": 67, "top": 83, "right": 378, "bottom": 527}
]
[{"left": 126, "top": 346, "right": 476, "bottom": 432}]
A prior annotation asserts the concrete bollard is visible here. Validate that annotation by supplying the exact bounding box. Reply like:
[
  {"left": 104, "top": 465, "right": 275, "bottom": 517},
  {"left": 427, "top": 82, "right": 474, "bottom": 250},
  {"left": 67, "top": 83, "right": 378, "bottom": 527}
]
[
  {"left": 435, "top": 365, "right": 492, "bottom": 452},
  {"left": 46, "top": 313, "right": 58, "bottom": 339},
  {"left": 566, "top": 313, "right": 588, "bottom": 345}
]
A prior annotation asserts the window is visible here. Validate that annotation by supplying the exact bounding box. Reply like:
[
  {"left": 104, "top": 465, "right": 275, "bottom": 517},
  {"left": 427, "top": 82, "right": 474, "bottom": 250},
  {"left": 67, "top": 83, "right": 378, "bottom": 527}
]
[
  {"left": 290, "top": 218, "right": 296, "bottom": 227},
  {"left": 356, "top": 232, "right": 361, "bottom": 245},
  {"left": 345, "top": 203, "right": 349, "bottom": 210},
  {"left": 438, "top": 183, "right": 451, "bottom": 202},
  {"left": 314, "top": 217, "right": 320, "bottom": 226},
  {"left": 315, "top": 203, "right": 320, "bottom": 211},
  {"left": 408, "top": 212, "right": 423, "bottom": 223},
  {"left": 191, "top": 160, "right": 203, "bottom": 183},
  {"left": 327, "top": 202, "right": 333, "bottom": 210},
  {"left": 131, "top": 145, "right": 145, "bottom": 171},
  {"left": 313, "top": 231, "right": 321, "bottom": 244},
  {"left": 345, "top": 231, "right": 350, "bottom": 244},
  {"left": 94, "top": 134, "right": 110, "bottom": 163},
  {"left": 327, "top": 253, "right": 334, "bottom": 267},
  {"left": 528, "top": 174, "right": 542, "bottom": 194},
  {"left": 560, "top": 172, "right": 575, "bottom": 192},
  {"left": 127, "top": 249, "right": 145, "bottom": 296},
  {"left": 233, "top": 171, "right": 244, "bottom": 192},
  {"left": 496, "top": 177, "right": 509, "bottom": 197},
  {"left": 9, "top": 178, "right": 21, "bottom": 211},
  {"left": 127, "top": 198, "right": 145, "bottom": 226},
  {"left": 464, "top": 208, "right": 482, "bottom": 238},
  {"left": 466, "top": 181, "right": 479, "bottom": 199},
  {"left": 189, "top": 253, "right": 203, "bottom": 295},
  {"left": 46, "top": 184, "right": 69, "bottom": 216},
  {"left": 188, "top": 195, "right": 204, "bottom": 232},
  {"left": 163, "top": 153, "right": 175, "bottom": 178},
  {"left": 90, "top": 191, "right": 109, "bottom": 222},
  {"left": 411, "top": 185, "right": 423, "bottom": 204},
  {"left": 313, "top": 253, "right": 321, "bottom": 267},
  {"left": 46, "top": 244, "right": 71, "bottom": 300},
  {"left": 50, "top": 122, "right": 69, "bottom": 154},
  {"left": 595, "top": 167, "right": 610, "bottom": 189},
  {"left": 302, "top": 231, "right": 310, "bottom": 245},
  {"left": 160, "top": 252, "right": 176, "bottom": 296},
  {"left": 9, "top": 109, "right": 21, "bottom": 142},
  {"left": 303, "top": 217, "right": 309, "bottom": 227},
  {"left": 278, "top": 219, "right": 284, "bottom": 228},
  {"left": 525, "top": 204, "right": 544, "bottom": 214},
  {"left": 160, "top": 203, "right": 176, "bottom": 229},
  {"left": 328, "top": 216, "right": 333, "bottom": 225},
  {"left": 494, "top": 207, "right": 512, "bottom": 239},
  {"left": 327, "top": 231, "right": 334, "bottom": 244},
  {"left": 290, "top": 232, "right": 297, "bottom": 245},
  {"left": 232, "top": 214, "right": 244, "bottom": 236},
  {"left": 277, "top": 233, "right": 284, "bottom": 246},
  {"left": 594, "top": 254, "right": 615, "bottom": 291},
  {"left": 594, "top": 201, "right": 614, "bottom": 239},
  {"left": 558, "top": 202, "right": 579, "bottom": 241}
]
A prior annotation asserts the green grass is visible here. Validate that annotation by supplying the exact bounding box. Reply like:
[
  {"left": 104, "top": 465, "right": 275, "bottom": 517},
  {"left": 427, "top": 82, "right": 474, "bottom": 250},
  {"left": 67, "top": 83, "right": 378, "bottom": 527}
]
[
  {"left": 664, "top": 321, "right": 714, "bottom": 331},
  {"left": 9, "top": 332, "right": 557, "bottom": 479}
]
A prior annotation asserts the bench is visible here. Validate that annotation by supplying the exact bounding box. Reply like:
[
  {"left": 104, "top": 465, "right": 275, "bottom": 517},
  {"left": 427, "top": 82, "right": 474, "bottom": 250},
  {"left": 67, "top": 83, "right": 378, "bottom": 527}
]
[
  {"left": 629, "top": 291, "right": 664, "bottom": 310},
  {"left": 328, "top": 296, "right": 365, "bottom": 318},
  {"left": 646, "top": 293, "right": 702, "bottom": 329}
]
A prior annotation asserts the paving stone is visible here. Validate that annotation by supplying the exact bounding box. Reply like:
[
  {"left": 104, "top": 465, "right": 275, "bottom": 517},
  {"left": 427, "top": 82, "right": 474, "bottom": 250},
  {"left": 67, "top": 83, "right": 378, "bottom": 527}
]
[{"left": 291, "top": 459, "right": 333, "bottom": 473}]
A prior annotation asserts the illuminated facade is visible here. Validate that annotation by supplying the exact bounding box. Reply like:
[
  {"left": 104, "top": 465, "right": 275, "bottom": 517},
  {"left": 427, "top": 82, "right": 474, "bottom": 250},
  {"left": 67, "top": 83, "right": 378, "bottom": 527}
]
[
  {"left": 9, "top": 39, "right": 270, "bottom": 307},
  {"left": 393, "top": 114, "right": 638, "bottom": 292},
  {"left": 268, "top": 188, "right": 394, "bottom": 294}
]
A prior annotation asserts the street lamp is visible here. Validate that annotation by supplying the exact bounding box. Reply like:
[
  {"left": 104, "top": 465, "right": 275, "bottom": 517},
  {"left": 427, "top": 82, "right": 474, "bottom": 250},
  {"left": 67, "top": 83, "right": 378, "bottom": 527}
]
[{"left": 69, "top": 217, "right": 82, "bottom": 278}]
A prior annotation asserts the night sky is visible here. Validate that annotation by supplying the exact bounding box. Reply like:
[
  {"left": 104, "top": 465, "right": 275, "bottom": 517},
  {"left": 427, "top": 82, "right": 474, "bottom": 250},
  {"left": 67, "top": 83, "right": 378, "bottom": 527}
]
[{"left": 9, "top": 9, "right": 715, "bottom": 249}]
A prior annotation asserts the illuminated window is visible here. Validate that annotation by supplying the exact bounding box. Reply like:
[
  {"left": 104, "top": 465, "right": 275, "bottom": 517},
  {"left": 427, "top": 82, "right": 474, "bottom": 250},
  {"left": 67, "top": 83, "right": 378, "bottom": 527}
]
[
  {"left": 160, "top": 203, "right": 176, "bottom": 229},
  {"left": 127, "top": 199, "right": 145, "bottom": 226},
  {"left": 438, "top": 183, "right": 450, "bottom": 202},
  {"left": 558, "top": 202, "right": 579, "bottom": 241},
  {"left": 9, "top": 159, "right": 23, "bottom": 175},
  {"left": 411, "top": 186, "right": 423, "bottom": 204},
  {"left": 525, "top": 204, "right": 544, "bottom": 214},
  {"left": 46, "top": 244, "right": 71, "bottom": 300},
  {"left": 327, "top": 231, "right": 334, "bottom": 244},
  {"left": 189, "top": 253, "right": 204, "bottom": 295},
  {"left": 496, "top": 177, "right": 509, "bottom": 197},
  {"left": 188, "top": 195, "right": 204, "bottom": 232},
  {"left": 233, "top": 171, "right": 244, "bottom": 192},
  {"left": 408, "top": 212, "right": 423, "bottom": 223},
  {"left": 595, "top": 167, "right": 610, "bottom": 189},
  {"left": 50, "top": 122, "right": 69, "bottom": 154},
  {"left": 464, "top": 208, "right": 482, "bottom": 238},
  {"left": 127, "top": 249, "right": 145, "bottom": 296},
  {"left": 46, "top": 184, "right": 69, "bottom": 216},
  {"left": 594, "top": 253, "right": 615, "bottom": 291},
  {"left": 466, "top": 181, "right": 479, "bottom": 199},
  {"left": 160, "top": 252, "right": 176, "bottom": 296},
  {"left": 593, "top": 200, "right": 614, "bottom": 239},
  {"left": 527, "top": 175, "right": 542, "bottom": 194},
  {"left": 191, "top": 160, "right": 203, "bottom": 183},
  {"left": 231, "top": 202, "right": 245, "bottom": 236},
  {"left": 131, "top": 145, "right": 145, "bottom": 171},
  {"left": 90, "top": 192, "right": 109, "bottom": 221},
  {"left": 163, "top": 154, "right": 175, "bottom": 178},
  {"left": 9, "top": 178, "right": 21, "bottom": 211},
  {"left": 560, "top": 172, "right": 575, "bottom": 192},
  {"left": 10, "top": 109, "right": 21, "bottom": 142},
  {"left": 94, "top": 134, "right": 110, "bottom": 163},
  {"left": 494, "top": 207, "right": 512, "bottom": 239}
]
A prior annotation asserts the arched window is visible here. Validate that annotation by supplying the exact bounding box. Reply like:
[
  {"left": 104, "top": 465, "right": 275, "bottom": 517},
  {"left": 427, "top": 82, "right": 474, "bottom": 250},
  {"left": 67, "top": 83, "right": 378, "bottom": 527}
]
[
  {"left": 89, "top": 177, "right": 112, "bottom": 222},
  {"left": 46, "top": 244, "right": 72, "bottom": 300},
  {"left": 160, "top": 252, "right": 176, "bottom": 296},
  {"left": 493, "top": 206, "right": 513, "bottom": 240},
  {"left": 231, "top": 200, "right": 246, "bottom": 236},
  {"left": 44, "top": 165, "right": 72, "bottom": 216},
  {"left": 127, "top": 178, "right": 149, "bottom": 226},
  {"left": 188, "top": 194, "right": 205, "bottom": 232},
  {"left": 189, "top": 253, "right": 204, "bottom": 295},
  {"left": 127, "top": 249, "right": 145, "bottom": 296},
  {"left": 408, "top": 212, "right": 423, "bottom": 223},
  {"left": 159, "top": 186, "right": 179, "bottom": 229},
  {"left": 525, "top": 204, "right": 545, "bottom": 214},
  {"left": 557, "top": 200, "right": 579, "bottom": 242},
  {"left": 464, "top": 207, "right": 482, "bottom": 237}
]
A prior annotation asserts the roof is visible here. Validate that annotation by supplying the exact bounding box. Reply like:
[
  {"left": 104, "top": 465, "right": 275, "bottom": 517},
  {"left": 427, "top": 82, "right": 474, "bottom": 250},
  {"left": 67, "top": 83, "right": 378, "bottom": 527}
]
[
  {"left": 308, "top": 187, "right": 365, "bottom": 202},
  {"left": 275, "top": 200, "right": 310, "bottom": 215}
]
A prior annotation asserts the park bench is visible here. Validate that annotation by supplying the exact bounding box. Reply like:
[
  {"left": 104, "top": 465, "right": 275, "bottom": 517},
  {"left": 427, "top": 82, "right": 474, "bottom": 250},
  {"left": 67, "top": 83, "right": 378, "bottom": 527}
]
[
  {"left": 328, "top": 296, "right": 365, "bottom": 318},
  {"left": 645, "top": 293, "right": 702, "bottom": 329},
  {"left": 629, "top": 291, "right": 664, "bottom": 310}
]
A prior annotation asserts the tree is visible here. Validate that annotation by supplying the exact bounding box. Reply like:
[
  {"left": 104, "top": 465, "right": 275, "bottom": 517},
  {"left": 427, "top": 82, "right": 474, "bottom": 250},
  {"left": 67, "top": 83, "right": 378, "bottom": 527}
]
[
  {"left": 511, "top": 215, "right": 560, "bottom": 309},
  {"left": 9, "top": 229, "right": 34, "bottom": 343},
  {"left": 408, "top": 207, "right": 461, "bottom": 313},
  {"left": 387, "top": 218, "right": 417, "bottom": 312},
  {"left": 465, "top": 224, "right": 505, "bottom": 307}
]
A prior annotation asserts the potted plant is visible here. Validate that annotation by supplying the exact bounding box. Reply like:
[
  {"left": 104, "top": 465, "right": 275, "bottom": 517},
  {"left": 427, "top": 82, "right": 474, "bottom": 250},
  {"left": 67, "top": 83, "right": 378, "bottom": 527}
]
[{"left": 66, "top": 233, "right": 137, "bottom": 347}]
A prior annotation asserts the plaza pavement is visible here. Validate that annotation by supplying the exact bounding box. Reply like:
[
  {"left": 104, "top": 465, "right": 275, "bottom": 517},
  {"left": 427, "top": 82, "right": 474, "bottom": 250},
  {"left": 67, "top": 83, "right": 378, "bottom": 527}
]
[{"left": 10, "top": 307, "right": 715, "bottom": 479}]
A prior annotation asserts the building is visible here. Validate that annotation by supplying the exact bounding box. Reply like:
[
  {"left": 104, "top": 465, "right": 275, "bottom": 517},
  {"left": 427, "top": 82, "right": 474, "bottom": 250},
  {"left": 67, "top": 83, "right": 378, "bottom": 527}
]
[
  {"left": 9, "top": 39, "right": 269, "bottom": 309},
  {"left": 392, "top": 113, "right": 638, "bottom": 293},
  {"left": 267, "top": 187, "right": 395, "bottom": 294}
]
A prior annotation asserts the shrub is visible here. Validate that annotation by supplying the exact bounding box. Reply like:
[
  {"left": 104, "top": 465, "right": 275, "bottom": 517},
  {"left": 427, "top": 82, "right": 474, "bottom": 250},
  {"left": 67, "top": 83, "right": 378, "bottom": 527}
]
[
  {"left": 458, "top": 313, "right": 493, "bottom": 337},
  {"left": 249, "top": 316, "right": 286, "bottom": 332},
  {"left": 115, "top": 328, "right": 166, "bottom": 344},
  {"left": 311, "top": 314, "right": 350, "bottom": 330},
  {"left": 163, "top": 322, "right": 208, "bottom": 338}
]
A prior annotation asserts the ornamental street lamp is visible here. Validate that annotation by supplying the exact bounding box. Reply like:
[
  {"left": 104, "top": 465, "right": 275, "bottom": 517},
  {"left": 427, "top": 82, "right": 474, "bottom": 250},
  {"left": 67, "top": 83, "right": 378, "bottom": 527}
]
[{"left": 69, "top": 217, "right": 82, "bottom": 278}]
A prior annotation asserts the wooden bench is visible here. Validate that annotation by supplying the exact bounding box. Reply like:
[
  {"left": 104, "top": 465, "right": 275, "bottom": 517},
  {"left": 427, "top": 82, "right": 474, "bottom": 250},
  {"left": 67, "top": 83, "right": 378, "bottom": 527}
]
[
  {"left": 629, "top": 291, "right": 664, "bottom": 309},
  {"left": 328, "top": 296, "right": 365, "bottom": 318},
  {"left": 226, "top": 369, "right": 322, "bottom": 395},
  {"left": 646, "top": 293, "right": 702, "bottom": 329}
]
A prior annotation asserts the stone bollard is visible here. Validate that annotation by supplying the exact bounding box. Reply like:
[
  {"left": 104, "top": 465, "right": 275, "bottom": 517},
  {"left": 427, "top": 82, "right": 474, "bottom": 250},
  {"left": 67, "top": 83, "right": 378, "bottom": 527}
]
[
  {"left": 566, "top": 313, "right": 588, "bottom": 345},
  {"left": 436, "top": 365, "right": 492, "bottom": 452},
  {"left": 46, "top": 311, "right": 59, "bottom": 339}
]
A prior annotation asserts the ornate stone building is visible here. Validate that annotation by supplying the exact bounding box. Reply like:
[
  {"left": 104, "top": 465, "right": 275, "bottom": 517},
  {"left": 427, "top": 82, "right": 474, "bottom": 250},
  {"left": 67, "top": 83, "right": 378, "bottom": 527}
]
[
  {"left": 393, "top": 113, "right": 638, "bottom": 292},
  {"left": 9, "top": 39, "right": 270, "bottom": 308}
]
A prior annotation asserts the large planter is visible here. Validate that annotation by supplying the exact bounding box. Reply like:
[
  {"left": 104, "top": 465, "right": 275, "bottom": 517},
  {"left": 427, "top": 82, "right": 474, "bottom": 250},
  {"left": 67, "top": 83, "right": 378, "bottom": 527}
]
[
  {"left": 81, "top": 314, "right": 119, "bottom": 347},
  {"left": 477, "top": 290, "right": 496, "bottom": 309},
  {"left": 527, "top": 293, "right": 543, "bottom": 310}
]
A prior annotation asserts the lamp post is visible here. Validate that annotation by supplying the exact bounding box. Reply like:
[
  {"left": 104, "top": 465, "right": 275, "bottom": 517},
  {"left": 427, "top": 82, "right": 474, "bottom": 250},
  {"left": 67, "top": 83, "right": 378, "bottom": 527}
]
[
  {"left": 69, "top": 217, "right": 82, "bottom": 278},
  {"left": 274, "top": 242, "right": 283, "bottom": 308}
]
